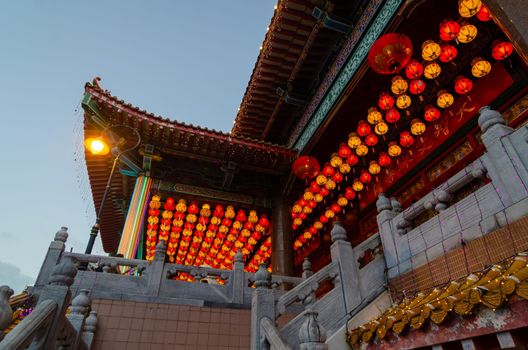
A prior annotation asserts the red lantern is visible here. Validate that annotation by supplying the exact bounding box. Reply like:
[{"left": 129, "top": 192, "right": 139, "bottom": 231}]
[
  {"left": 424, "top": 105, "right": 441, "bottom": 122},
  {"left": 367, "top": 33, "right": 413, "bottom": 74},
  {"left": 360, "top": 170, "right": 372, "bottom": 183},
  {"left": 409, "top": 79, "right": 426, "bottom": 95},
  {"left": 331, "top": 203, "right": 341, "bottom": 213},
  {"left": 320, "top": 215, "right": 329, "bottom": 224},
  {"left": 439, "top": 20, "right": 460, "bottom": 41},
  {"left": 454, "top": 76, "right": 473, "bottom": 94},
  {"left": 322, "top": 163, "right": 335, "bottom": 177},
  {"left": 439, "top": 44, "right": 458, "bottom": 63},
  {"left": 346, "top": 154, "right": 359, "bottom": 166},
  {"left": 332, "top": 172, "right": 343, "bottom": 183},
  {"left": 292, "top": 156, "right": 320, "bottom": 181},
  {"left": 164, "top": 197, "right": 175, "bottom": 211},
  {"left": 365, "top": 134, "right": 378, "bottom": 147},
  {"left": 188, "top": 202, "right": 199, "bottom": 215},
  {"left": 378, "top": 93, "right": 394, "bottom": 110},
  {"left": 345, "top": 187, "right": 356, "bottom": 200},
  {"left": 378, "top": 152, "right": 391, "bottom": 167},
  {"left": 405, "top": 60, "right": 423, "bottom": 79},
  {"left": 357, "top": 121, "right": 371, "bottom": 137},
  {"left": 320, "top": 188, "right": 329, "bottom": 197},
  {"left": 492, "top": 41, "right": 514, "bottom": 60},
  {"left": 476, "top": 4, "right": 492, "bottom": 21},
  {"left": 310, "top": 181, "right": 320, "bottom": 194},
  {"left": 385, "top": 108, "right": 400, "bottom": 123},
  {"left": 399, "top": 131, "right": 415, "bottom": 147},
  {"left": 338, "top": 144, "right": 352, "bottom": 158}
]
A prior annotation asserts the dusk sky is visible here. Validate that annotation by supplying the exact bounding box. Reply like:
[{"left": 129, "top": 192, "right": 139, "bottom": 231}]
[{"left": 0, "top": 1, "right": 275, "bottom": 292}]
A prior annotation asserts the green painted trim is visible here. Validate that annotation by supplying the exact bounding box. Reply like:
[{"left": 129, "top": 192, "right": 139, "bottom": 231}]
[{"left": 294, "top": 0, "right": 404, "bottom": 151}]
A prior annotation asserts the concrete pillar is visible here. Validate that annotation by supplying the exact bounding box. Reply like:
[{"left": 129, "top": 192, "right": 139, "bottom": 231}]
[
  {"left": 146, "top": 241, "right": 166, "bottom": 296},
  {"left": 232, "top": 250, "right": 245, "bottom": 304},
  {"left": 485, "top": 0, "right": 528, "bottom": 64},
  {"left": 272, "top": 195, "right": 294, "bottom": 276},
  {"left": 251, "top": 264, "right": 275, "bottom": 350},
  {"left": 376, "top": 194, "right": 400, "bottom": 269}
]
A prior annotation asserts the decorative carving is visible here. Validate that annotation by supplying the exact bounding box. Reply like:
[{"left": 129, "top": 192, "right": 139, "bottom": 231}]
[
  {"left": 49, "top": 256, "right": 77, "bottom": 287},
  {"left": 390, "top": 197, "right": 402, "bottom": 213},
  {"left": 302, "top": 258, "right": 313, "bottom": 279},
  {"left": 83, "top": 311, "right": 98, "bottom": 333},
  {"left": 478, "top": 106, "right": 506, "bottom": 133},
  {"left": 54, "top": 226, "right": 69, "bottom": 243},
  {"left": 299, "top": 309, "right": 327, "bottom": 350},
  {"left": 154, "top": 240, "right": 166, "bottom": 261},
  {"left": 70, "top": 289, "right": 91, "bottom": 316},
  {"left": 255, "top": 264, "right": 271, "bottom": 289},
  {"left": 330, "top": 221, "right": 347, "bottom": 242},
  {"left": 376, "top": 193, "right": 392, "bottom": 212},
  {"left": 234, "top": 249, "right": 244, "bottom": 264}
]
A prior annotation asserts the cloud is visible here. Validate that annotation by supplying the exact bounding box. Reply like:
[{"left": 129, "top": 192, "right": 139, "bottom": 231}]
[{"left": 0, "top": 261, "right": 35, "bottom": 293}]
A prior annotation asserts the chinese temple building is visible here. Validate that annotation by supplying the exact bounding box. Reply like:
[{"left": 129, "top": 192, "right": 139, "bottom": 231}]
[{"left": 2, "top": 0, "right": 528, "bottom": 349}]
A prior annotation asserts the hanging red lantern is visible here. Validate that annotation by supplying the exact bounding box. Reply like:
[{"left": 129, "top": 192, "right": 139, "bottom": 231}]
[
  {"left": 439, "top": 44, "right": 458, "bottom": 63},
  {"left": 476, "top": 4, "right": 492, "bottom": 21},
  {"left": 365, "top": 133, "right": 378, "bottom": 147},
  {"left": 320, "top": 215, "right": 329, "bottom": 224},
  {"left": 367, "top": 33, "right": 413, "bottom": 74},
  {"left": 332, "top": 172, "right": 343, "bottom": 183},
  {"left": 322, "top": 163, "right": 335, "bottom": 177},
  {"left": 409, "top": 79, "right": 426, "bottom": 95},
  {"left": 424, "top": 105, "right": 441, "bottom": 122},
  {"left": 454, "top": 76, "right": 473, "bottom": 94},
  {"left": 357, "top": 121, "right": 371, "bottom": 137},
  {"left": 439, "top": 20, "right": 461, "bottom": 41},
  {"left": 338, "top": 144, "right": 352, "bottom": 158},
  {"left": 385, "top": 108, "right": 400, "bottom": 123},
  {"left": 347, "top": 154, "right": 359, "bottom": 166},
  {"left": 360, "top": 170, "right": 372, "bottom": 184},
  {"left": 378, "top": 152, "right": 391, "bottom": 167},
  {"left": 310, "top": 181, "right": 320, "bottom": 194},
  {"left": 492, "top": 40, "right": 514, "bottom": 60},
  {"left": 399, "top": 131, "right": 415, "bottom": 147},
  {"left": 345, "top": 187, "right": 356, "bottom": 200},
  {"left": 331, "top": 203, "right": 341, "bottom": 213},
  {"left": 378, "top": 92, "right": 394, "bottom": 110},
  {"left": 405, "top": 60, "right": 423, "bottom": 79},
  {"left": 292, "top": 156, "right": 320, "bottom": 181},
  {"left": 320, "top": 187, "right": 329, "bottom": 197}
]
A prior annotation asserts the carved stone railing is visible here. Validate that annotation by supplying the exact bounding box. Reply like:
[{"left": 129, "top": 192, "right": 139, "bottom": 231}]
[
  {"left": 377, "top": 107, "right": 528, "bottom": 280},
  {"left": 353, "top": 233, "right": 382, "bottom": 269}
]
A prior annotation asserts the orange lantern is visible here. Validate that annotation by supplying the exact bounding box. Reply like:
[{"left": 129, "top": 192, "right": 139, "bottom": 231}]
[
  {"left": 439, "top": 44, "right": 458, "bottom": 63},
  {"left": 337, "top": 196, "right": 348, "bottom": 207},
  {"left": 492, "top": 41, "right": 514, "bottom": 60},
  {"left": 360, "top": 170, "right": 372, "bottom": 183},
  {"left": 424, "top": 105, "right": 441, "bottom": 122},
  {"left": 369, "top": 161, "right": 381, "bottom": 175},
  {"left": 399, "top": 131, "right": 414, "bottom": 147},
  {"left": 437, "top": 90, "right": 454, "bottom": 108},
  {"left": 422, "top": 40, "right": 441, "bottom": 61},
  {"left": 339, "top": 163, "right": 351, "bottom": 174},
  {"left": 348, "top": 132, "right": 362, "bottom": 149},
  {"left": 424, "top": 62, "right": 441, "bottom": 79},
  {"left": 352, "top": 179, "right": 364, "bottom": 192},
  {"left": 367, "top": 107, "right": 383, "bottom": 124},
  {"left": 325, "top": 209, "right": 335, "bottom": 219},
  {"left": 345, "top": 187, "right": 356, "bottom": 200},
  {"left": 457, "top": 23, "right": 478, "bottom": 43},
  {"left": 454, "top": 76, "right": 473, "bottom": 94},
  {"left": 388, "top": 142, "right": 402, "bottom": 157},
  {"left": 322, "top": 164, "right": 335, "bottom": 177},
  {"left": 316, "top": 174, "right": 327, "bottom": 186},
  {"left": 471, "top": 57, "right": 491, "bottom": 77},
  {"left": 330, "top": 153, "right": 343, "bottom": 168},
  {"left": 405, "top": 60, "right": 423, "bottom": 79},
  {"left": 356, "top": 144, "right": 369, "bottom": 157},
  {"left": 476, "top": 4, "right": 492, "bottom": 21},
  {"left": 391, "top": 76, "right": 408, "bottom": 95},
  {"left": 375, "top": 121, "right": 389, "bottom": 135},
  {"left": 410, "top": 119, "right": 426, "bottom": 135},
  {"left": 409, "top": 79, "right": 426, "bottom": 95},
  {"left": 439, "top": 20, "right": 460, "bottom": 41},
  {"left": 365, "top": 133, "right": 378, "bottom": 147},
  {"left": 385, "top": 108, "right": 400, "bottom": 123},
  {"left": 357, "top": 121, "right": 371, "bottom": 137},
  {"left": 378, "top": 92, "right": 394, "bottom": 110},
  {"left": 325, "top": 179, "right": 336, "bottom": 190},
  {"left": 378, "top": 152, "right": 391, "bottom": 167},
  {"left": 458, "top": 0, "right": 482, "bottom": 18},
  {"left": 292, "top": 156, "right": 320, "bottom": 181},
  {"left": 396, "top": 94, "right": 411, "bottom": 109}
]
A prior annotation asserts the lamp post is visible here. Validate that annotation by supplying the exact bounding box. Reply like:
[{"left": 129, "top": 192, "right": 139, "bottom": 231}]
[{"left": 84, "top": 125, "right": 141, "bottom": 255}]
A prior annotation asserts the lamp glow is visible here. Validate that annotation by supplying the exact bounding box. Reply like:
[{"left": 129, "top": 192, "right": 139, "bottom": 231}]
[{"left": 85, "top": 137, "right": 110, "bottom": 155}]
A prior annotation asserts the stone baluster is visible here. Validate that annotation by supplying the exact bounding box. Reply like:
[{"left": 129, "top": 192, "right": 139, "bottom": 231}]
[
  {"left": 376, "top": 194, "right": 400, "bottom": 271},
  {"left": 82, "top": 311, "right": 98, "bottom": 349},
  {"left": 298, "top": 309, "right": 327, "bottom": 350},
  {"left": 433, "top": 190, "right": 452, "bottom": 212},
  {"left": 66, "top": 289, "right": 91, "bottom": 349},
  {"left": 0, "top": 285, "right": 14, "bottom": 341},
  {"left": 302, "top": 258, "right": 313, "bottom": 280},
  {"left": 146, "top": 241, "right": 166, "bottom": 296},
  {"left": 232, "top": 250, "right": 245, "bottom": 304},
  {"left": 329, "top": 221, "right": 361, "bottom": 312},
  {"left": 34, "top": 227, "right": 69, "bottom": 290},
  {"left": 251, "top": 264, "right": 274, "bottom": 350}
]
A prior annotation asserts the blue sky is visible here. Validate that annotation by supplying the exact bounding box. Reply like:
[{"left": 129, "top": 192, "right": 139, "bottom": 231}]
[{"left": 0, "top": 1, "right": 275, "bottom": 292}]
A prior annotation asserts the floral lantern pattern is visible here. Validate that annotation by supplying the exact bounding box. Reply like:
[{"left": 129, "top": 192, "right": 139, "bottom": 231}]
[
  {"left": 437, "top": 90, "right": 455, "bottom": 108},
  {"left": 405, "top": 60, "right": 423, "bottom": 79},
  {"left": 471, "top": 57, "right": 492, "bottom": 77},
  {"left": 367, "top": 107, "right": 383, "bottom": 124},
  {"left": 292, "top": 156, "right": 320, "bottom": 181},
  {"left": 424, "top": 62, "right": 442, "bottom": 79},
  {"left": 368, "top": 33, "right": 413, "bottom": 74},
  {"left": 457, "top": 23, "right": 478, "bottom": 43},
  {"left": 422, "top": 40, "right": 441, "bottom": 61},
  {"left": 458, "top": 0, "right": 482, "bottom": 18},
  {"left": 391, "top": 76, "right": 408, "bottom": 95}
]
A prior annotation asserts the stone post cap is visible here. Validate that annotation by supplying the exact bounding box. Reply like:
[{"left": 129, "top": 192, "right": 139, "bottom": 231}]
[
  {"left": 83, "top": 311, "right": 98, "bottom": 333},
  {"left": 390, "top": 198, "right": 402, "bottom": 213},
  {"left": 299, "top": 309, "right": 327, "bottom": 345},
  {"left": 54, "top": 226, "right": 68, "bottom": 243},
  {"left": 234, "top": 249, "right": 244, "bottom": 264},
  {"left": 49, "top": 256, "right": 77, "bottom": 287},
  {"left": 154, "top": 240, "right": 167, "bottom": 260},
  {"left": 71, "top": 289, "right": 91, "bottom": 315},
  {"left": 302, "top": 258, "right": 312, "bottom": 273},
  {"left": 478, "top": 106, "right": 506, "bottom": 133},
  {"left": 255, "top": 264, "right": 271, "bottom": 289},
  {"left": 376, "top": 193, "right": 392, "bottom": 213},
  {"left": 330, "top": 221, "right": 347, "bottom": 243}
]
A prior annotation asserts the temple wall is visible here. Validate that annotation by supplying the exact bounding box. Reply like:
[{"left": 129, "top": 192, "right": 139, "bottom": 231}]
[{"left": 91, "top": 299, "right": 251, "bottom": 350}]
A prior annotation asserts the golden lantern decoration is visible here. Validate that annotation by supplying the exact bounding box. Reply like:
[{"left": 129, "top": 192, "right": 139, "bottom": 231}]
[
  {"left": 314, "top": 221, "right": 323, "bottom": 230},
  {"left": 314, "top": 193, "right": 323, "bottom": 203},
  {"left": 410, "top": 119, "right": 426, "bottom": 135},
  {"left": 422, "top": 40, "right": 441, "bottom": 61},
  {"left": 424, "top": 62, "right": 441, "bottom": 79},
  {"left": 369, "top": 161, "right": 381, "bottom": 175},
  {"left": 391, "top": 76, "right": 408, "bottom": 95},
  {"left": 457, "top": 23, "right": 478, "bottom": 43},
  {"left": 330, "top": 153, "right": 343, "bottom": 168},
  {"left": 471, "top": 57, "right": 491, "bottom": 77},
  {"left": 348, "top": 132, "right": 362, "bottom": 149},
  {"left": 293, "top": 218, "right": 302, "bottom": 226},
  {"left": 437, "top": 90, "right": 455, "bottom": 108},
  {"left": 352, "top": 179, "right": 364, "bottom": 192},
  {"left": 325, "top": 179, "right": 336, "bottom": 190},
  {"left": 292, "top": 204, "right": 302, "bottom": 213},
  {"left": 396, "top": 94, "right": 412, "bottom": 109},
  {"left": 316, "top": 174, "right": 327, "bottom": 186},
  {"left": 388, "top": 142, "right": 402, "bottom": 157},
  {"left": 374, "top": 121, "right": 389, "bottom": 135},
  {"left": 339, "top": 163, "right": 351, "bottom": 174},
  {"left": 303, "top": 191, "right": 314, "bottom": 201},
  {"left": 302, "top": 206, "right": 312, "bottom": 214},
  {"left": 337, "top": 196, "right": 348, "bottom": 207},
  {"left": 325, "top": 209, "right": 335, "bottom": 219},
  {"left": 458, "top": 0, "right": 482, "bottom": 18},
  {"left": 367, "top": 107, "right": 383, "bottom": 124},
  {"left": 356, "top": 144, "right": 369, "bottom": 157}
]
